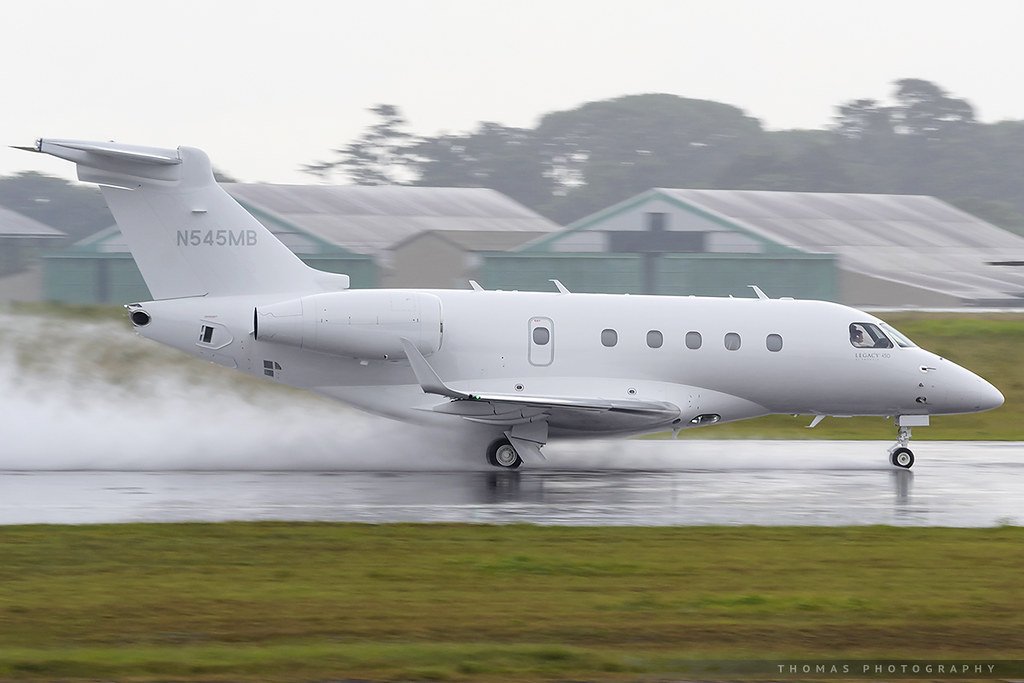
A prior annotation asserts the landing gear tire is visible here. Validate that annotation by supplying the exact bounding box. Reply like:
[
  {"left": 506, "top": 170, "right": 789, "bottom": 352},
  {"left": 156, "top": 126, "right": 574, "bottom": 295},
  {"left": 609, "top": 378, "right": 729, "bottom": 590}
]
[
  {"left": 486, "top": 438, "right": 522, "bottom": 470},
  {"left": 890, "top": 447, "right": 914, "bottom": 469}
]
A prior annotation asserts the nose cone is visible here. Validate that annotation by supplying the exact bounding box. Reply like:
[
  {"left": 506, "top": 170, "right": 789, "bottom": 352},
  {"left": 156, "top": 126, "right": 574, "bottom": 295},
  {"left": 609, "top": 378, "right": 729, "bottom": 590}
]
[
  {"left": 951, "top": 369, "right": 1004, "bottom": 414},
  {"left": 975, "top": 378, "right": 1005, "bottom": 412}
]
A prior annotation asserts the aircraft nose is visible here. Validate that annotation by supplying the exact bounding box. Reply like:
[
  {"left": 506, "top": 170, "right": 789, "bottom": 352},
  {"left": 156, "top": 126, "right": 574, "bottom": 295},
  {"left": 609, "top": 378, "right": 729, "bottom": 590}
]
[
  {"left": 975, "top": 378, "right": 1005, "bottom": 412},
  {"left": 953, "top": 370, "right": 1004, "bottom": 413}
]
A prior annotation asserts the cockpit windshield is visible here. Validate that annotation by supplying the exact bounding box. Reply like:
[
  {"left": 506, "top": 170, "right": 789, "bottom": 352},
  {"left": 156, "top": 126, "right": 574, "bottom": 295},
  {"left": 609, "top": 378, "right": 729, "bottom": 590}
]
[
  {"left": 880, "top": 322, "right": 916, "bottom": 348},
  {"left": 849, "top": 322, "right": 893, "bottom": 349}
]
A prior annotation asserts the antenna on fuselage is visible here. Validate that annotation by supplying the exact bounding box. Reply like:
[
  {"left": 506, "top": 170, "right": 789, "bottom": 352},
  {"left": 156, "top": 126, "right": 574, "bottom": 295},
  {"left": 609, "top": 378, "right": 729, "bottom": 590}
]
[
  {"left": 549, "top": 279, "right": 570, "bottom": 294},
  {"left": 748, "top": 284, "right": 769, "bottom": 300}
]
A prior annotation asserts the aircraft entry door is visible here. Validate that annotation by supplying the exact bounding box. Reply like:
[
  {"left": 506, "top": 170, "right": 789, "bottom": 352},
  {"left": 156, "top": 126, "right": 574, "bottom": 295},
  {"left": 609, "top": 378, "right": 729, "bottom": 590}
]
[{"left": 528, "top": 317, "right": 554, "bottom": 366}]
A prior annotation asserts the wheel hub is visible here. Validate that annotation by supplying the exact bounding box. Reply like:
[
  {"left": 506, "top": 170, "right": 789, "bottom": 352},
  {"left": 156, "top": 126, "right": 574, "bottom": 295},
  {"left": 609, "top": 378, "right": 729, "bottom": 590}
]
[{"left": 494, "top": 444, "right": 518, "bottom": 467}]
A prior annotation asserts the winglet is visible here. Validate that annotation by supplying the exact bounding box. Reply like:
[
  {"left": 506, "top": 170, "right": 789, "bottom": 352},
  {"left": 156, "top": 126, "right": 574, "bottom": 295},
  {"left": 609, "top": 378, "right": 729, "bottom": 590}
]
[
  {"left": 549, "top": 279, "right": 570, "bottom": 294},
  {"left": 807, "top": 415, "right": 826, "bottom": 429},
  {"left": 468, "top": 280, "right": 484, "bottom": 291},
  {"left": 749, "top": 285, "right": 769, "bottom": 300},
  {"left": 399, "top": 337, "right": 469, "bottom": 399}
]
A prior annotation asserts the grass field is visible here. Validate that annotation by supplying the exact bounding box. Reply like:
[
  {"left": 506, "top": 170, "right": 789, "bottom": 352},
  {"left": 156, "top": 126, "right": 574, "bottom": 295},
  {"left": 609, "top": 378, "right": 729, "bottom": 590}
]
[{"left": 0, "top": 523, "right": 1021, "bottom": 680}]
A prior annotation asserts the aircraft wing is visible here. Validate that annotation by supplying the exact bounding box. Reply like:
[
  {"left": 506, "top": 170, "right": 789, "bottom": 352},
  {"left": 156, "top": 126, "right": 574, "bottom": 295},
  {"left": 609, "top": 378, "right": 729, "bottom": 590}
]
[{"left": 399, "top": 338, "right": 680, "bottom": 433}]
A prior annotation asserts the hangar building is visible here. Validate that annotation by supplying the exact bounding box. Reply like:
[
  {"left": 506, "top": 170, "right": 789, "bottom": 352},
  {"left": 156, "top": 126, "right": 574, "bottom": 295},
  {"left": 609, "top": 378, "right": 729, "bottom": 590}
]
[
  {"left": 481, "top": 189, "right": 1024, "bottom": 306},
  {"left": 224, "top": 184, "right": 558, "bottom": 289},
  {"left": 0, "top": 205, "right": 65, "bottom": 302},
  {"left": 43, "top": 184, "right": 558, "bottom": 303}
]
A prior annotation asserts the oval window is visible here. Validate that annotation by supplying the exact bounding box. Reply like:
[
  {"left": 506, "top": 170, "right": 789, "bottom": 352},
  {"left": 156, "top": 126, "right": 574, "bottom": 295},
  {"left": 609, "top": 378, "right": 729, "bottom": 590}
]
[
  {"left": 533, "top": 326, "right": 550, "bottom": 345},
  {"left": 647, "top": 330, "right": 663, "bottom": 348},
  {"left": 724, "top": 332, "right": 741, "bottom": 351},
  {"left": 685, "top": 331, "right": 702, "bottom": 350},
  {"left": 766, "top": 333, "right": 783, "bottom": 352},
  {"left": 601, "top": 328, "right": 617, "bottom": 347}
]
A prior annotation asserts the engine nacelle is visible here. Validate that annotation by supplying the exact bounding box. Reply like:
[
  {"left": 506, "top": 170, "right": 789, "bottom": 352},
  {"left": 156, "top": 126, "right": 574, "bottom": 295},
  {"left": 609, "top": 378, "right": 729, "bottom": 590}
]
[{"left": 254, "top": 290, "right": 443, "bottom": 360}]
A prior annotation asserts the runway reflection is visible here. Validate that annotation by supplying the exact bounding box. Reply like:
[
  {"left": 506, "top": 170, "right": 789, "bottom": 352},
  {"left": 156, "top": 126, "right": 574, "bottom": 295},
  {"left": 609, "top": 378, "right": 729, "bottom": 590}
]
[{"left": 0, "top": 441, "right": 1019, "bottom": 526}]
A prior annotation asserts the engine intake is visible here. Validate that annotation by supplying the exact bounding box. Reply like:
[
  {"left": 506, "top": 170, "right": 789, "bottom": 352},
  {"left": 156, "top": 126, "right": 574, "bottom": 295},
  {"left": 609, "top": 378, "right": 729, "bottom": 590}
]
[{"left": 254, "top": 290, "right": 442, "bottom": 360}]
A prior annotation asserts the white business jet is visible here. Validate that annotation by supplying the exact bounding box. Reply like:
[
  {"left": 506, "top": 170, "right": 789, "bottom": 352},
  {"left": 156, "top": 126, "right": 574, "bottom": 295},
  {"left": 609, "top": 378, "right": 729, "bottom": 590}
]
[{"left": 21, "top": 139, "right": 1004, "bottom": 470}]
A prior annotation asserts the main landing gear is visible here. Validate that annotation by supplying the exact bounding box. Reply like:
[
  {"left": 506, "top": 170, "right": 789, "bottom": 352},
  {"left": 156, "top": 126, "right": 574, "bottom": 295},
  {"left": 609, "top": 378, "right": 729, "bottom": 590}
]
[
  {"left": 485, "top": 421, "right": 548, "bottom": 470},
  {"left": 486, "top": 438, "right": 523, "bottom": 470}
]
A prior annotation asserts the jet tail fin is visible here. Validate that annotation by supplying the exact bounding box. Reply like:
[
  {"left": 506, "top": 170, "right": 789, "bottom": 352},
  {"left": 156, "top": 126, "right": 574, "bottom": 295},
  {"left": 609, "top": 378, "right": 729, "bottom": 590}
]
[{"left": 29, "top": 138, "right": 346, "bottom": 300}]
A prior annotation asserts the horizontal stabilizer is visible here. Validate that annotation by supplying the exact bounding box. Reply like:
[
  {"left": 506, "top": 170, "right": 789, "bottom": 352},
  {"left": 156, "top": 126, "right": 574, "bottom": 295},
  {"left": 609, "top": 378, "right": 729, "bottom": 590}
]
[{"left": 34, "top": 138, "right": 182, "bottom": 166}]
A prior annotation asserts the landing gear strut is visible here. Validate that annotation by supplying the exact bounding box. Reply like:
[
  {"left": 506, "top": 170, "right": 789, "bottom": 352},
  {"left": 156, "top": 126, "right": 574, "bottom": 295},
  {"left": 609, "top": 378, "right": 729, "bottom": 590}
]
[
  {"left": 888, "top": 416, "right": 928, "bottom": 469},
  {"left": 888, "top": 425, "right": 915, "bottom": 469},
  {"left": 486, "top": 438, "right": 522, "bottom": 470}
]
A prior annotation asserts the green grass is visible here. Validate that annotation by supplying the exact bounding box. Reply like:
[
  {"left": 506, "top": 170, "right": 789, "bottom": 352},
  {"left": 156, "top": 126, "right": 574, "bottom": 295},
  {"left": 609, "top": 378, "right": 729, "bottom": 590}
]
[{"left": 0, "top": 523, "right": 1022, "bottom": 680}]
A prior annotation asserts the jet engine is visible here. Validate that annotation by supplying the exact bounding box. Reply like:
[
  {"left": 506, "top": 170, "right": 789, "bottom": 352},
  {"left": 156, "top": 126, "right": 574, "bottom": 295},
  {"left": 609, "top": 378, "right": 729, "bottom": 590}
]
[{"left": 254, "top": 290, "right": 442, "bottom": 360}]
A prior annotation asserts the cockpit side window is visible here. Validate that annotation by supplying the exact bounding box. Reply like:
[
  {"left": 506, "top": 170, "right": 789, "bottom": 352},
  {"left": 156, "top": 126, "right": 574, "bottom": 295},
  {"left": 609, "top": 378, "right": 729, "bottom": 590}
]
[
  {"left": 850, "top": 322, "right": 893, "bottom": 349},
  {"left": 881, "top": 322, "right": 916, "bottom": 348}
]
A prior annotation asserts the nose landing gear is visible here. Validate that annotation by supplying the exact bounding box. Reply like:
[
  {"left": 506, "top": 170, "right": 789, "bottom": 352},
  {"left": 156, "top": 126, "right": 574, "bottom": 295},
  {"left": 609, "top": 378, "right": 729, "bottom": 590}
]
[
  {"left": 888, "top": 416, "right": 927, "bottom": 469},
  {"left": 890, "top": 443, "right": 915, "bottom": 469}
]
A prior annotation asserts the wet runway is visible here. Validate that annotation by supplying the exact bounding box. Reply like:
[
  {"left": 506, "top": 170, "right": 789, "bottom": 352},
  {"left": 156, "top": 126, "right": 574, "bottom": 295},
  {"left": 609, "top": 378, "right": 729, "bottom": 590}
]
[{"left": 1, "top": 441, "right": 1022, "bottom": 526}]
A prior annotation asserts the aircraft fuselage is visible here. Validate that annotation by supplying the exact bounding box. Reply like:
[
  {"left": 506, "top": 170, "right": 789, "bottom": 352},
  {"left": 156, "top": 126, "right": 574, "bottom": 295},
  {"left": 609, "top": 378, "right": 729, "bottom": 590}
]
[{"left": 132, "top": 289, "right": 1002, "bottom": 438}]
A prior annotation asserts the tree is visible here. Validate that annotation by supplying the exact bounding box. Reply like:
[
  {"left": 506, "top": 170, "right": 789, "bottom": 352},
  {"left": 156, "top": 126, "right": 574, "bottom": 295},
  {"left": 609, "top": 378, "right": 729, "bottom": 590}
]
[
  {"left": 536, "top": 94, "right": 762, "bottom": 188},
  {"left": 302, "top": 104, "right": 419, "bottom": 184},
  {"left": 413, "top": 123, "right": 550, "bottom": 210},
  {"left": 829, "top": 79, "right": 981, "bottom": 195},
  {"left": 718, "top": 130, "right": 854, "bottom": 192},
  {"left": 309, "top": 83, "right": 1024, "bottom": 230},
  {"left": 530, "top": 94, "right": 764, "bottom": 221},
  {"left": 892, "top": 78, "right": 975, "bottom": 140},
  {"left": 833, "top": 99, "right": 895, "bottom": 140}
]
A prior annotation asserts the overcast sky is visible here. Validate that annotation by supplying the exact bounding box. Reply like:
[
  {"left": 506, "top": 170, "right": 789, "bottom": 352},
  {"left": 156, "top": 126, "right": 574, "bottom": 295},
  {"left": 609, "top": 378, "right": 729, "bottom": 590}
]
[{"left": 4, "top": 0, "right": 1023, "bottom": 184}]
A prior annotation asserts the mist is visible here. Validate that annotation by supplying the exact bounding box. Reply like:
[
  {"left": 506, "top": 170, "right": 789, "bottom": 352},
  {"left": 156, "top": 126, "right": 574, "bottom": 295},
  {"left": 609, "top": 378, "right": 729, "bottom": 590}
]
[
  {"left": 0, "top": 310, "right": 493, "bottom": 471},
  {"left": 1, "top": 309, "right": 899, "bottom": 472}
]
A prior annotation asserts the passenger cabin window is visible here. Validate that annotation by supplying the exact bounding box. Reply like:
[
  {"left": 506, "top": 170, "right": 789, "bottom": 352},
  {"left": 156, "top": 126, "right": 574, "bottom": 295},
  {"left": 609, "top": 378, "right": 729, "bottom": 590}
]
[
  {"left": 766, "top": 333, "right": 783, "bottom": 352},
  {"left": 601, "top": 328, "right": 618, "bottom": 347},
  {"left": 850, "top": 322, "right": 892, "bottom": 349},
  {"left": 685, "top": 331, "right": 702, "bottom": 349},
  {"left": 647, "top": 330, "right": 664, "bottom": 348},
  {"left": 533, "top": 326, "right": 550, "bottom": 345},
  {"left": 724, "top": 332, "right": 741, "bottom": 351}
]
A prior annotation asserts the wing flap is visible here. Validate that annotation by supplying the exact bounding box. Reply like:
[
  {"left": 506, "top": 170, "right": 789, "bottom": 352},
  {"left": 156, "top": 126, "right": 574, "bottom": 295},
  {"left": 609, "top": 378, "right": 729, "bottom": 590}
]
[{"left": 400, "top": 337, "right": 680, "bottom": 431}]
